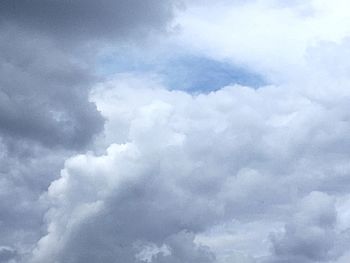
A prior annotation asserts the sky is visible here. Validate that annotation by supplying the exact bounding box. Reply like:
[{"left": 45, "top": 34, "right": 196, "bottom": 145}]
[{"left": 1, "top": 1, "right": 350, "bottom": 263}]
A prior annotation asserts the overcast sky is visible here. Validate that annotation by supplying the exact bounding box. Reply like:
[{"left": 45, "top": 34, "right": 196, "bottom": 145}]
[{"left": 1, "top": 1, "right": 350, "bottom": 263}]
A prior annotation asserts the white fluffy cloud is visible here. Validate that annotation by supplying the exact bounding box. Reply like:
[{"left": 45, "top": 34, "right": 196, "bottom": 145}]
[
  {"left": 28, "top": 66, "right": 350, "bottom": 262},
  {"left": 176, "top": 0, "right": 350, "bottom": 83}
]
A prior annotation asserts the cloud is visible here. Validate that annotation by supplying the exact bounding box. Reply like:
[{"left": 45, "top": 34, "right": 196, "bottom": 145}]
[
  {"left": 0, "top": 137, "right": 70, "bottom": 259},
  {"left": 2, "top": 1, "right": 350, "bottom": 263},
  {"left": 0, "top": 0, "right": 179, "bottom": 43},
  {"left": 176, "top": 0, "right": 350, "bottom": 83},
  {"left": 27, "top": 70, "right": 350, "bottom": 262},
  {"left": 0, "top": 28, "right": 103, "bottom": 150},
  {"left": 0, "top": 0, "right": 181, "bottom": 150},
  {"left": 0, "top": 25, "right": 103, "bottom": 260},
  {"left": 269, "top": 192, "right": 337, "bottom": 262},
  {"left": 0, "top": 1, "right": 179, "bottom": 261},
  {"left": 0, "top": 246, "right": 17, "bottom": 263},
  {"left": 152, "top": 231, "right": 215, "bottom": 263}
]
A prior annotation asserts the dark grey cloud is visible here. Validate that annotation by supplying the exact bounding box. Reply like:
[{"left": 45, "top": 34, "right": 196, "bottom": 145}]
[
  {"left": 0, "top": 137, "right": 72, "bottom": 263},
  {"left": 0, "top": 28, "right": 103, "bottom": 150},
  {"left": 0, "top": 246, "right": 17, "bottom": 263},
  {"left": 0, "top": 25, "right": 103, "bottom": 252},
  {"left": 0, "top": 0, "right": 180, "bottom": 148},
  {"left": 0, "top": 1, "right": 179, "bottom": 262},
  {"left": 0, "top": 0, "right": 179, "bottom": 42},
  {"left": 0, "top": 0, "right": 180, "bottom": 150}
]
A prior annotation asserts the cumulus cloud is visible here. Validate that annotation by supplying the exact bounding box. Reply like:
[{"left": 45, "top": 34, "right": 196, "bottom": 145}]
[
  {"left": 0, "top": 0, "right": 178, "bottom": 261},
  {"left": 3, "top": 1, "right": 350, "bottom": 263},
  {"left": 269, "top": 192, "right": 338, "bottom": 262},
  {"left": 26, "top": 69, "right": 350, "bottom": 262},
  {"left": 0, "top": 0, "right": 180, "bottom": 150}
]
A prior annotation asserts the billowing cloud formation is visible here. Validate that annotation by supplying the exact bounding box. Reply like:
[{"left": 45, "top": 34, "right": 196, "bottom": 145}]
[
  {"left": 28, "top": 66, "right": 350, "bottom": 262},
  {"left": 0, "top": 0, "right": 178, "bottom": 261},
  {"left": 0, "top": 0, "right": 179, "bottom": 150},
  {"left": 3, "top": 1, "right": 350, "bottom": 263},
  {"left": 0, "top": 27, "right": 102, "bottom": 262}
]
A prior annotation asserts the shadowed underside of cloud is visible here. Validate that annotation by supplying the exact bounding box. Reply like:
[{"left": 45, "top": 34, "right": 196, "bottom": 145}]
[
  {"left": 0, "top": 246, "right": 17, "bottom": 263},
  {"left": 0, "top": 0, "right": 179, "bottom": 261},
  {"left": 0, "top": 0, "right": 179, "bottom": 42},
  {"left": 0, "top": 28, "right": 103, "bottom": 150},
  {"left": 0, "top": 0, "right": 179, "bottom": 150}
]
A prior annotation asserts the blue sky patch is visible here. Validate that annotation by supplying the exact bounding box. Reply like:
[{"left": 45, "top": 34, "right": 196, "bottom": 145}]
[{"left": 98, "top": 52, "right": 265, "bottom": 92}]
